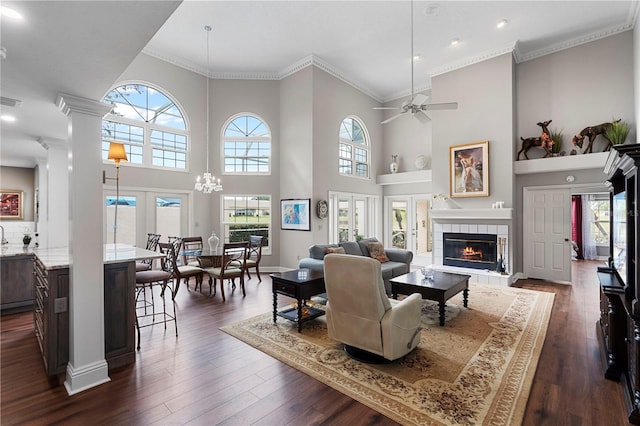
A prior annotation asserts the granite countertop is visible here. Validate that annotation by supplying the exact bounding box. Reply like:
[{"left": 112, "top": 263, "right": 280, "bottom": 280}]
[{"left": 0, "top": 243, "right": 163, "bottom": 270}]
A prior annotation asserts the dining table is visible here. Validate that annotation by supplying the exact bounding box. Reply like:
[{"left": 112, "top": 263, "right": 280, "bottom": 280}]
[{"left": 179, "top": 247, "right": 224, "bottom": 268}]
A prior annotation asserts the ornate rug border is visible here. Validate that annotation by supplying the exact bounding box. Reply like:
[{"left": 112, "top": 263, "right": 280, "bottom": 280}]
[{"left": 220, "top": 286, "right": 555, "bottom": 426}]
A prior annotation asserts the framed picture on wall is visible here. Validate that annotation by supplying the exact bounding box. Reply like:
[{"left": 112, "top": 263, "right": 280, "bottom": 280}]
[
  {"left": 449, "top": 141, "right": 489, "bottom": 198},
  {"left": 0, "top": 190, "right": 24, "bottom": 219},
  {"left": 281, "top": 198, "right": 311, "bottom": 231}
]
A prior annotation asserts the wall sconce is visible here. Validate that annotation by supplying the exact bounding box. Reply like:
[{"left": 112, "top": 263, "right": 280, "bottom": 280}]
[{"left": 103, "top": 142, "right": 128, "bottom": 245}]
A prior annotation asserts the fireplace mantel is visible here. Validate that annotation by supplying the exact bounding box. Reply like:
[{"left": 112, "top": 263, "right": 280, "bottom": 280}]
[{"left": 430, "top": 208, "right": 513, "bottom": 220}]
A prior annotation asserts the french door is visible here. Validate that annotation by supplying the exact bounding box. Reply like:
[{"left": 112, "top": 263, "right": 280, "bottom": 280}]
[
  {"left": 328, "top": 192, "right": 379, "bottom": 243},
  {"left": 104, "top": 189, "right": 190, "bottom": 246},
  {"left": 385, "top": 195, "right": 432, "bottom": 266}
]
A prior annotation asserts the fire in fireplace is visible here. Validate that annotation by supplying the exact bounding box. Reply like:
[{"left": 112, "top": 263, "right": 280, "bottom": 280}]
[{"left": 443, "top": 232, "right": 497, "bottom": 270}]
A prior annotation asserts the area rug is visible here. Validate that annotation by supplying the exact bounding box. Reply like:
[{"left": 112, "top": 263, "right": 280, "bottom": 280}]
[{"left": 220, "top": 283, "right": 554, "bottom": 426}]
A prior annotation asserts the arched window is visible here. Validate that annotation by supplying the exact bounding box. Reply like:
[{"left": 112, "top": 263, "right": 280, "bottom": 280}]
[
  {"left": 339, "top": 116, "right": 369, "bottom": 178},
  {"left": 223, "top": 113, "right": 271, "bottom": 174},
  {"left": 102, "top": 83, "right": 188, "bottom": 170}
]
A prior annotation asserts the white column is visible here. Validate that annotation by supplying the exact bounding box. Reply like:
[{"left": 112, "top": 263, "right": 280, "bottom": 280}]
[
  {"left": 57, "top": 93, "right": 113, "bottom": 395},
  {"left": 37, "top": 137, "right": 68, "bottom": 248}
]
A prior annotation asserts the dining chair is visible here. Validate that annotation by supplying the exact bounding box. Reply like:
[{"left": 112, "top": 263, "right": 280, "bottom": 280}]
[
  {"left": 168, "top": 236, "right": 204, "bottom": 298},
  {"left": 181, "top": 236, "right": 203, "bottom": 267},
  {"left": 134, "top": 241, "right": 179, "bottom": 350},
  {"left": 202, "top": 241, "right": 248, "bottom": 301},
  {"left": 136, "top": 233, "right": 161, "bottom": 272},
  {"left": 244, "top": 235, "right": 264, "bottom": 282}
]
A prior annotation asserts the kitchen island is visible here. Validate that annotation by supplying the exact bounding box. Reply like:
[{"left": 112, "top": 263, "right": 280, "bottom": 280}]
[{"left": 2, "top": 244, "right": 162, "bottom": 376}]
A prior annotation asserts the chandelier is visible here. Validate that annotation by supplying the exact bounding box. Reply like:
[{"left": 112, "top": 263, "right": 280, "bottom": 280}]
[{"left": 195, "top": 24, "right": 222, "bottom": 193}]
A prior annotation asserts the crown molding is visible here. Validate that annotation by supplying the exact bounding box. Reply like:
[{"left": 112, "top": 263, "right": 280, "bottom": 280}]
[
  {"left": 293, "top": 55, "right": 382, "bottom": 102},
  {"left": 142, "top": 47, "right": 208, "bottom": 76},
  {"left": 428, "top": 42, "right": 518, "bottom": 78},
  {"left": 514, "top": 3, "right": 638, "bottom": 64}
]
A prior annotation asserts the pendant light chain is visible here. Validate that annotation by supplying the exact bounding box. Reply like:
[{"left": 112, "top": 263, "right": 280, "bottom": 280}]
[{"left": 195, "top": 24, "right": 222, "bottom": 193}]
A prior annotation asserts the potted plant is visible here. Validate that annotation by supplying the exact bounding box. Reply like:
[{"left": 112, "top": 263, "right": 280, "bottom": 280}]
[
  {"left": 605, "top": 120, "right": 630, "bottom": 146},
  {"left": 550, "top": 129, "right": 564, "bottom": 156}
]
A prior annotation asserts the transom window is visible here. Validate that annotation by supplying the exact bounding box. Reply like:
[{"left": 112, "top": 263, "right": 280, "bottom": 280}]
[
  {"left": 102, "top": 84, "right": 188, "bottom": 170},
  {"left": 339, "top": 116, "right": 369, "bottom": 178},
  {"left": 222, "top": 195, "right": 271, "bottom": 253},
  {"left": 223, "top": 114, "right": 271, "bottom": 174}
]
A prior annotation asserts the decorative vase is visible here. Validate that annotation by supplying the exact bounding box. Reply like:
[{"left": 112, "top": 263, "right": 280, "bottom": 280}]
[
  {"left": 22, "top": 235, "right": 31, "bottom": 247},
  {"left": 390, "top": 154, "right": 399, "bottom": 174},
  {"left": 208, "top": 231, "right": 219, "bottom": 251}
]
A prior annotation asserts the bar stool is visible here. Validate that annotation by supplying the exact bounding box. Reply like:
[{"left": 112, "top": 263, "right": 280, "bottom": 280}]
[{"left": 134, "top": 240, "right": 179, "bottom": 350}]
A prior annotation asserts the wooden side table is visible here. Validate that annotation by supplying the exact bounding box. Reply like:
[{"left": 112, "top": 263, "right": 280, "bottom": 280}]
[{"left": 271, "top": 269, "right": 325, "bottom": 332}]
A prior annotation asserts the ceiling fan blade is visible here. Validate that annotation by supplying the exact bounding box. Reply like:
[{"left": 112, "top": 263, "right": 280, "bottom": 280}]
[
  {"left": 421, "top": 102, "right": 458, "bottom": 111},
  {"left": 411, "top": 93, "right": 428, "bottom": 106},
  {"left": 381, "top": 112, "right": 405, "bottom": 124},
  {"left": 415, "top": 110, "right": 431, "bottom": 123},
  {"left": 373, "top": 107, "right": 401, "bottom": 110}
]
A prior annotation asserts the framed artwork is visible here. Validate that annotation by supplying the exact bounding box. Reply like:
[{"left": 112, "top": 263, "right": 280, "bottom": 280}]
[
  {"left": 449, "top": 141, "right": 489, "bottom": 198},
  {"left": 0, "top": 190, "right": 24, "bottom": 219},
  {"left": 281, "top": 198, "right": 311, "bottom": 231}
]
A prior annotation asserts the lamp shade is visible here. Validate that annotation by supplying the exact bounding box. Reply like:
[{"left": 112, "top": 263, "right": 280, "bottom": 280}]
[{"left": 107, "top": 142, "right": 128, "bottom": 166}]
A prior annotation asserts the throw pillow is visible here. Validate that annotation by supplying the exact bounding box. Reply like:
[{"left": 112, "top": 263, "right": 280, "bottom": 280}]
[
  {"left": 324, "top": 247, "right": 346, "bottom": 255},
  {"left": 367, "top": 241, "right": 389, "bottom": 263}
]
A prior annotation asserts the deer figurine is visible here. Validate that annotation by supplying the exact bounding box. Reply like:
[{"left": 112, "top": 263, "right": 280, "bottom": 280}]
[
  {"left": 517, "top": 120, "right": 553, "bottom": 160},
  {"left": 572, "top": 120, "right": 619, "bottom": 153}
]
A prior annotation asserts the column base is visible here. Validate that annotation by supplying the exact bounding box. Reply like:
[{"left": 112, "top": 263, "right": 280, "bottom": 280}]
[{"left": 64, "top": 359, "right": 110, "bottom": 396}]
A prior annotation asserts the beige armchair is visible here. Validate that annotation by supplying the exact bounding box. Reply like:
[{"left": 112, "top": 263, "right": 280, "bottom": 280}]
[{"left": 324, "top": 254, "right": 422, "bottom": 362}]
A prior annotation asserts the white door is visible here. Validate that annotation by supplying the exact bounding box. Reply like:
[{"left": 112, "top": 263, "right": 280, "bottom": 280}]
[
  {"left": 336, "top": 195, "right": 368, "bottom": 242},
  {"left": 385, "top": 196, "right": 432, "bottom": 266},
  {"left": 524, "top": 187, "right": 572, "bottom": 282}
]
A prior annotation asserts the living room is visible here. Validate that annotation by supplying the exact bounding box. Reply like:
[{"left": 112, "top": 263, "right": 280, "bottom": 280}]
[{"left": 1, "top": 1, "right": 640, "bottom": 424}]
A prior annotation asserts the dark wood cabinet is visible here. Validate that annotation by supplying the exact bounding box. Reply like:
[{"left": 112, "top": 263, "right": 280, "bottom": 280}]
[
  {"left": 33, "top": 258, "right": 136, "bottom": 377},
  {"left": 1, "top": 255, "right": 35, "bottom": 313},
  {"left": 600, "top": 144, "right": 640, "bottom": 424}
]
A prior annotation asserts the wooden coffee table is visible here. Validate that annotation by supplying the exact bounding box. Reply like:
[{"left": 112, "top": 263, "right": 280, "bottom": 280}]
[
  {"left": 271, "top": 269, "right": 325, "bottom": 332},
  {"left": 390, "top": 270, "right": 471, "bottom": 326}
]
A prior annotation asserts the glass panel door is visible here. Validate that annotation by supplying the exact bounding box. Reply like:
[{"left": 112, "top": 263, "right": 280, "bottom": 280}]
[
  {"left": 330, "top": 192, "right": 377, "bottom": 243},
  {"left": 155, "top": 196, "right": 183, "bottom": 241},
  {"left": 385, "top": 195, "right": 433, "bottom": 266},
  {"left": 105, "top": 195, "right": 137, "bottom": 245}
]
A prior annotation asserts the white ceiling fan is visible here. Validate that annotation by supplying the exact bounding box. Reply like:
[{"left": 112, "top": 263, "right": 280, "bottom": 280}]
[{"left": 375, "top": 0, "right": 458, "bottom": 125}]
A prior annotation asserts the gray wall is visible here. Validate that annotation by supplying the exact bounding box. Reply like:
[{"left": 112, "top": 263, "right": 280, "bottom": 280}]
[
  {"left": 516, "top": 31, "right": 635, "bottom": 157},
  {"left": 380, "top": 90, "right": 433, "bottom": 176},
  {"left": 431, "top": 53, "right": 516, "bottom": 208},
  {"left": 513, "top": 30, "right": 635, "bottom": 273},
  {"left": 279, "top": 66, "right": 314, "bottom": 268},
  {"left": 116, "top": 53, "right": 283, "bottom": 267}
]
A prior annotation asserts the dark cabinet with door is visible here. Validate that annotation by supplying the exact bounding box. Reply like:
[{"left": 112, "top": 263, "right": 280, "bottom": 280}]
[{"left": 599, "top": 144, "right": 640, "bottom": 424}]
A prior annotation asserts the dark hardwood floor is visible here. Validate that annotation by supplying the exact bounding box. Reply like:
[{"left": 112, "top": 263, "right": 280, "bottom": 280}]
[{"left": 0, "top": 261, "right": 630, "bottom": 425}]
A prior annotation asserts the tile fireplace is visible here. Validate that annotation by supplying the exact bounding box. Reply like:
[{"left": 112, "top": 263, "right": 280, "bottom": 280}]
[
  {"left": 443, "top": 232, "right": 497, "bottom": 270},
  {"left": 432, "top": 221, "right": 512, "bottom": 286}
]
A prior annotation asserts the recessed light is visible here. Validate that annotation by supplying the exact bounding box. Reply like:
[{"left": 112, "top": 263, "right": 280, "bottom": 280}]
[
  {"left": 450, "top": 38, "right": 460, "bottom": 46},
  {"left": 0, "top": 6, "right": 23, "bottom": 20},
  {"left": 1, "top": 115, "right": 16, "bottom": 122},
  {"left": 497, "top": 19, "right": 508, "bottom": 29}
]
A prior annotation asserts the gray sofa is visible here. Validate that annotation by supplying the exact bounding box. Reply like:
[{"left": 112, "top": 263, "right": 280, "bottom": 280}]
[{"left": 298, "top": 237, "right": 413, "bottom": 294}]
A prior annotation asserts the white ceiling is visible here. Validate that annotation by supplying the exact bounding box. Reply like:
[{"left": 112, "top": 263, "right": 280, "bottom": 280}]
[{"left": 1, "top": 0, "right": 638, "bottom": 168}]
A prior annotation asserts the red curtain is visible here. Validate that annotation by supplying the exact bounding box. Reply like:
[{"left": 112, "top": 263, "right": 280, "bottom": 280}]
[{"left": 572, "top": 195, "right": 583, "bottom": 260}]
